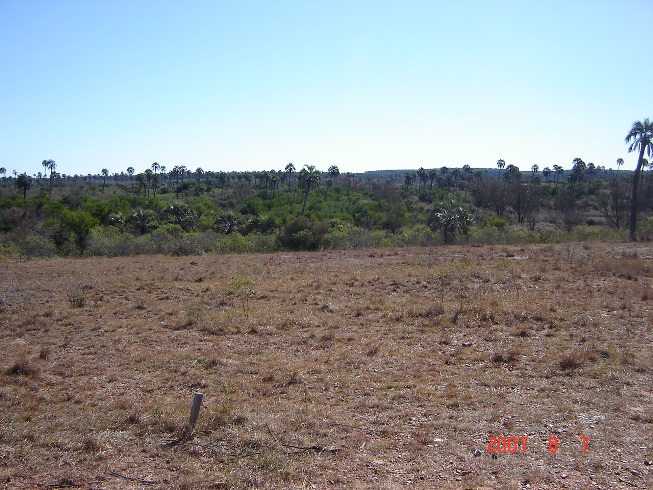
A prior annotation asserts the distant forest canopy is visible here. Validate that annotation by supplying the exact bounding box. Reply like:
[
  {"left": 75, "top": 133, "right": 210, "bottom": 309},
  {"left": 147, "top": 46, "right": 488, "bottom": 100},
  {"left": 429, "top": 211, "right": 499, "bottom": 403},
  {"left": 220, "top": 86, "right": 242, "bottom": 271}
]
[{"left": 1, "top": 158, "right": 652, "bottom": 258}]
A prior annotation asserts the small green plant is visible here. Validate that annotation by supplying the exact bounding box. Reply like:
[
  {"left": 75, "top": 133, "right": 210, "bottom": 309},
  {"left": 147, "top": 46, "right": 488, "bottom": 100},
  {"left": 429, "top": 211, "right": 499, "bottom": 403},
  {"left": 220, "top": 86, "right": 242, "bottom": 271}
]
[
  {"left": 231, "top": 262, "right": 260, "bottom": 318},
  {"left": 179, "top": 300, "right": 204, "bottom": 328},
  {"left": 67, "top": 285, "right": 85, "bottom": 307}
]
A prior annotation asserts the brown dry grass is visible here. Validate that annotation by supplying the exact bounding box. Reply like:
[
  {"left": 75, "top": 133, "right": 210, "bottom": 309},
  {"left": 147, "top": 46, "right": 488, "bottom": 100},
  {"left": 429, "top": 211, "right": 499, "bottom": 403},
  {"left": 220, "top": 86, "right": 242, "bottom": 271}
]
[{"left": 1, "top": 242, "right": 652, "bottom": 489}]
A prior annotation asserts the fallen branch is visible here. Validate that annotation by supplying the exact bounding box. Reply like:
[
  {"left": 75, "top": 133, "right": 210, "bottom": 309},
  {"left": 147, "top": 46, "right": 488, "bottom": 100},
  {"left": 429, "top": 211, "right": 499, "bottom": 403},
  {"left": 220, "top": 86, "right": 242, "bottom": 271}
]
[
  {"left": 46, "top": 479, "right": 81, "bottom": 488},
  {"left": 107, "top": 468, "right": 157, "bottom": 485},
  {"left": 280, "top": 442, "right": 340, "bottom": 454},
  {"left": 162, "top": 425, "right": 195, "bottom": 446},
  {"left": 266, "top": 423, "right": 340, "bottom": 455}
]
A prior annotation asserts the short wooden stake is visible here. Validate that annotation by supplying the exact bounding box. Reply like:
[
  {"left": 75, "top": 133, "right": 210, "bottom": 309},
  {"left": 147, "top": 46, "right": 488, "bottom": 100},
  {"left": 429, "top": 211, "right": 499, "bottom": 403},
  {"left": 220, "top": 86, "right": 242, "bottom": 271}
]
[{"left": 189, "top": 392, "right": 203, "bottom": 428}]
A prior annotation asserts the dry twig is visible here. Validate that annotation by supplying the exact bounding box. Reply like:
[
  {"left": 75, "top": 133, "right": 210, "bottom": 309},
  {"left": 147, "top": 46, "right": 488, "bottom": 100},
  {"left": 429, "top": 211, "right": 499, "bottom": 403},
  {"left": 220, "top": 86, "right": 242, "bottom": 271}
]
[
  {"left": 266, "top": 423, "right": 340, "bottom": 454},
  {"left": 107, "top": 467, "right": 157, "bottom": 485}
]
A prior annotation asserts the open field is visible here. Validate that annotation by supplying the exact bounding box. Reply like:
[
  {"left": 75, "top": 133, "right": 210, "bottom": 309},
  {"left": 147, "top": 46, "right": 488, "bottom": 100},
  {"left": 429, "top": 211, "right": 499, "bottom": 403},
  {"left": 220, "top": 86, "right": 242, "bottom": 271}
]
[{"left": 1, "top": 242, "right": 652, "bottom": 489}]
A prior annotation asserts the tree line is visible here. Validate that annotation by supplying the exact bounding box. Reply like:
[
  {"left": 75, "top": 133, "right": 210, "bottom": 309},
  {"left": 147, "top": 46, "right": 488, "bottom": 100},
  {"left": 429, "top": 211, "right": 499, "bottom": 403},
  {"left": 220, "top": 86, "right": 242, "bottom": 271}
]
[{"left": 1, "top": 119, "right": 651, "bottom": 257}]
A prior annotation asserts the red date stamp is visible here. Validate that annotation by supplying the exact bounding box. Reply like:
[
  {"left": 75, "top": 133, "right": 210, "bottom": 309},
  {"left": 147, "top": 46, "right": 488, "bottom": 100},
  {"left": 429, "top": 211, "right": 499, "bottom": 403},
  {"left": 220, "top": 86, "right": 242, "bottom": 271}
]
[{"left": 487, "top": 435, "right": 589, "bottom": 454}]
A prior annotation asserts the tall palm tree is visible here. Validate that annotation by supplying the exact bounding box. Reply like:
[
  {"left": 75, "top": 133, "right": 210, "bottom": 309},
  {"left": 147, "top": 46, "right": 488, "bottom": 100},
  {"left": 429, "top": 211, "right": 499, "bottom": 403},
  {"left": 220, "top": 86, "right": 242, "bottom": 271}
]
[
  {"left": 144, "top": 169, "right": 153, "bottom": 198},
  {"left": 285, "top": 163, "right": 295, "bottom": 190},
  {"left": 268, "top": 171, "right": 279, "bottom": 198},
  {"left": 542, "top": 167, "right": 551, "bottom": 182},
  {"left": 101, "top": 168, "right": 109, "bottom": 192},
  {"left": 404, "top": 171, "right": 415, "bottom": 192},
  {"left": 462, "top": 164, "right": 473, "bottom": 182},
  {"left": 625, "top": 118, "right": 653, "bottom": 241},
  {"left": 325, "top": 165, "right": 340, "bottom": 200},
  {"left": 531, "top": 164, "right": 539, "bottom": 178},
  {"left": 586, "top": 162, "right": 596, "bottom": 182},
  {"left": 552, "top": 164, "right": 564, "bottom": 186},
  {"left": 416, "top": 167, "right": 427, "bottom": 193},
  {"left": 616, "top": 158, "right": 624, "bottom": 174},
  {"left": 16, "top": 173, "right": 32, "bottom": 203},
  {"left": 298, "top": 165, "right": 321, "bottom": 214},
  {"left": 496, "top": 159, "right": 505, "bottom": 180},
  {"left": 42, "top": 159, "right": 56, "bottom": 197},
  {"left": 126, "top": 166, "right": 135, "bottom": 193}
]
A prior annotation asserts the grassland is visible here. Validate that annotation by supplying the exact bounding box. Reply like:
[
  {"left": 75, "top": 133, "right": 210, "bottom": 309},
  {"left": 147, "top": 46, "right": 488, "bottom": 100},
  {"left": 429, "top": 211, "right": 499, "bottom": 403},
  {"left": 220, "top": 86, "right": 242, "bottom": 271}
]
[{"left": 1, "top": 242, "right": 652, "bottom": 489}]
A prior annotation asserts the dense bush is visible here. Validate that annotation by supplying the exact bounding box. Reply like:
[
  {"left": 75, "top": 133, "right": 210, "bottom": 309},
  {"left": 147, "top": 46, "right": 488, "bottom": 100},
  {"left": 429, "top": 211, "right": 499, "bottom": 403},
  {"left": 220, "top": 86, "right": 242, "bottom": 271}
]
[{"left": 278, "top": 216, "right": 331, "bottom": 250}]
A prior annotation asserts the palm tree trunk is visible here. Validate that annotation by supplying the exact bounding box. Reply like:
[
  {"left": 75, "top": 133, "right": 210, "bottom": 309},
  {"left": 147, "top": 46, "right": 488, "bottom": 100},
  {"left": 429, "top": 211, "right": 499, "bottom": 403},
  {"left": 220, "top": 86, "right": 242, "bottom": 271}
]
[
  {"left": 301, "top": 187, "right": 310, "bottom": 215},
  {"left": 629, "top": 146, "right": 647, "bottom": 241}
]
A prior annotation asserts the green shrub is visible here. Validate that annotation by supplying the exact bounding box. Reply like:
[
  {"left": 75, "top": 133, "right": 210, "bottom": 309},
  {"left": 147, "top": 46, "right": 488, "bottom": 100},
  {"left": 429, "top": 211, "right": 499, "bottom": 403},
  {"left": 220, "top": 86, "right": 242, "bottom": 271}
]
[
  {"left": 278, "top": 216, "right": 330, "bottom": 251},
  {"left": 18, "top": 234, "right": 56, "bottom": 259},
  {"left": 480, "top": 215, "right": 510, "bottom": 229}
]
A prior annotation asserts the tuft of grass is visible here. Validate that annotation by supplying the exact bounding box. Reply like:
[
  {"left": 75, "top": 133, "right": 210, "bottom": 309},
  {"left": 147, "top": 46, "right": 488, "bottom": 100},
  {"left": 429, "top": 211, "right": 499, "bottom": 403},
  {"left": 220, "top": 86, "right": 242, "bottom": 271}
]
[
  {"left": 6, "top": 358, "right": 38, "bottom": 377},
  {"left": 559, "top": 351, "right": 584, "bottom": 371},
  {"left": 66, "top": 285, "right": 85, "bottom": 307},
  {"left": 491, "top": 350, "right": 520, "bottom": 365},
  {"left": 38, "top": 346, "right": 50, "bottom": 360}
]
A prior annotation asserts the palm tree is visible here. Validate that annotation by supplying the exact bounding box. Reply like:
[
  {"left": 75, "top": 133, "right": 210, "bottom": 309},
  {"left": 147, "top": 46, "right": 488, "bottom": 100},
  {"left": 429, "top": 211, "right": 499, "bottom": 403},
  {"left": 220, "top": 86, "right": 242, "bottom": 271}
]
[
  {"left": 625, "top": 118, "right": 653, "bottom": 241},
  {"left": 285, "top": 163, "right": 295, "bottom": 190},
  {"left": 553, "top": 164, "right": 564, "bottom": 186},
  {"left": 640, "top": 158, "right": 649, "bottom": 184},
  {"left": 496, "top": 159, "right": 505, "bottom": 180},
  {"left": 427, "top": 200, "right": 473, "bottom": 244},
  {"left": 616, "top": 158, "right": 624, "bottom": 174},
  {"left": 417, "top": 167, "right": 427, "bottom": 193},
  {"left": 531, "top": 164, "right": 539, "bottom": 178},
  {"left": 570, "top": 158, "right": 586, "bottom": 187},
  {"left": 151, "top": 173, "right": 159, "bottom": 197},
  {"left": 269, "top": 171, "right": 279, "bottom": 197},
  {"left": 462, "top": 164, "right": 473, "bottom": 183},
  {"left": 0, "top": 167, "right": 5, "bottom": 187},
  {"left": 144, "top": 169, "right": 153, "bottom": 198},
  {"left": 215, "top": 212, "right": 241, "bottom": 234},
  {"left": 298, "top": 165, "right": 321, "bottom": 214},
  {"left": 542, "top": 167, "right": 551, "bottom": 182},
  {"left": 170, "top": 166, "right": 180, "bottom": 184},
  {"left": 428, "top": 168, "right": 438, "bottom": 190},
  {"left": 16, "top": 173, "right": 32, "bottom": 203},
  {"left": 135, "top": 173, "right": 146, "bottom": 197},
  {"left": 325, "top": 165, "right": 340, "bottom": 200},
  {"left": 404, "top": 171, "right": 415, "bottom": 192},
  {"left": 126, "top": 166, "right": 135, "bottom": 193},
  {"left": 42, "top": 159, "right": 56, "bottom": 197},
  {"left": 101, "top": 168, "right": 109, "bottom": 192},
  {"left": 586, "top": 162, "right": 596, "bottom": 182},
  {"left": 503, "top": 164, "right": 520, "bottom": 181}
]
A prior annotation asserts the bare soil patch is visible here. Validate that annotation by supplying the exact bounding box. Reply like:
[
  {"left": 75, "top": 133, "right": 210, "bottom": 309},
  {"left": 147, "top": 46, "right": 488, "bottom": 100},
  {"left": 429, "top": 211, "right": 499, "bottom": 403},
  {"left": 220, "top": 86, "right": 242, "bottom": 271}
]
[{"left": 1, "top": 242, "right": 652, "bottom": 489}]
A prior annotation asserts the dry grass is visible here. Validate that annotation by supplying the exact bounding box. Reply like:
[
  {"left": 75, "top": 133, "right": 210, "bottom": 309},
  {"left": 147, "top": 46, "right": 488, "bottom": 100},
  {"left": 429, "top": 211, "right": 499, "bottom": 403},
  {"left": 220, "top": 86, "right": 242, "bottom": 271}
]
[{"left": 0, "top": 242, "right": 652, "bottom": 489}]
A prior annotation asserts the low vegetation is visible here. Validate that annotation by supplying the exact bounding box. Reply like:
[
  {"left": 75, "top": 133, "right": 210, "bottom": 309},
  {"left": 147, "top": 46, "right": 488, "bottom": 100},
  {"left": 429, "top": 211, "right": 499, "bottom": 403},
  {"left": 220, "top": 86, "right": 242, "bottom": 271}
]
[
  {"left": 1, "top": 242, "right": 651, "bottom": 488},
  {"left": 2, "top": 156, "right": 653, "bottom": 260}
]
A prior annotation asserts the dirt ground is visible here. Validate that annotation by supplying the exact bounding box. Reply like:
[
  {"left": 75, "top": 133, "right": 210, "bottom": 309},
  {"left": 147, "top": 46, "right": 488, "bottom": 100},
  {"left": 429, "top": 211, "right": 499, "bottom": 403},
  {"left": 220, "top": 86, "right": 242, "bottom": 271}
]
[{"left": 1, "top": 242, "right": 652, "bottom": 489}]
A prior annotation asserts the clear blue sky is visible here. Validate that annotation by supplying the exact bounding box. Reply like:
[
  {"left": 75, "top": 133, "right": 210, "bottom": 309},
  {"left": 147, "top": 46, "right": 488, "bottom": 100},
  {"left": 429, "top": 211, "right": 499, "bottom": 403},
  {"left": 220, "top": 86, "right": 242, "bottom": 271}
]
[{"left": 1, "top": 0, "right": 652, "bottom": 177}]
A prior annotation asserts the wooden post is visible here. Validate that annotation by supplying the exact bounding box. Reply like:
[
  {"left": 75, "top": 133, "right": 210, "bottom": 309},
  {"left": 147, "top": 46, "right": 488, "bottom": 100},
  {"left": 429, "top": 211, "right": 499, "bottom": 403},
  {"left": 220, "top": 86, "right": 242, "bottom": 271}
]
[{"left": 189, "top": 392, "right": 203, "bottom": 428}]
